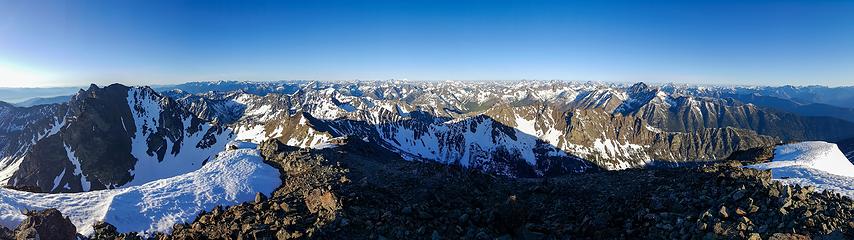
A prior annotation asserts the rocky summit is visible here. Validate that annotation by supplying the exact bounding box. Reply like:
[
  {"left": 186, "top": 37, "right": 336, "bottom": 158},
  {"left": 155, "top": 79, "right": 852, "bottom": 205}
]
[{"left": 65, "top": 137, "right": 854, "bottom": 240}]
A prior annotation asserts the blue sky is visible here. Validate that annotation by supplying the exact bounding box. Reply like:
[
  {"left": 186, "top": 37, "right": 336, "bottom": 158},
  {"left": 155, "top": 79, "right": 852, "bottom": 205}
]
[{"left": 0, "top": 0, "right": 852, "bottom": 87}]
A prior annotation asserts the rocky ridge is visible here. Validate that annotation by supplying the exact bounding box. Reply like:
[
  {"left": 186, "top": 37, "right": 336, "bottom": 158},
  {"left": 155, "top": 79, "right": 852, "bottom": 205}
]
[{"left": 170, "top": 81, "right": 797, "bottom": 176}]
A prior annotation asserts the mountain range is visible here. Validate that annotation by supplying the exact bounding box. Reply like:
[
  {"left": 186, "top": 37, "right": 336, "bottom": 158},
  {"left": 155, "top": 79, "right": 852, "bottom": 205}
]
[{"left": 0, "top": 81, "right": 852, "bottom": 193}]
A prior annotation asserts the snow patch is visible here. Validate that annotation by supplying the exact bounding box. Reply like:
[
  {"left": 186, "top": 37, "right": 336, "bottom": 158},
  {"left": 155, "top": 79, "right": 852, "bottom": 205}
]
[
  {"left": 236, "top": 125, "right": 267, "bottom": 143},
  {"left": 311, "top": 142, "right": 338, "bottom": 150},
  {"left": 514, "top": 115, "right": 537, "bottom": 137},
  {"left": 0, "top": 148, "right": 280, "bottom": 236},
  {"left": 51, "top": 169, "right": 66, "bottom": 192},
  {"left": 747, "top": 141, "right": 854, "bottom": 198},
  {"left": 65, "top": 143, "right": 91, "bottom": 191},
  {"left": 0, "top": 157, "right": 23, "bottom": 185},
  {"left": 248, "top": 104, "right": 272, "bottom": 116},
  {"left": 645, "top": 125, "right": 663, "bottom": 133},
  {"left": 226, "top": 141, "right": 258, "bottom": 150},
  {"left": 749, "top": 142, "right": 854, "bottom": 177}
]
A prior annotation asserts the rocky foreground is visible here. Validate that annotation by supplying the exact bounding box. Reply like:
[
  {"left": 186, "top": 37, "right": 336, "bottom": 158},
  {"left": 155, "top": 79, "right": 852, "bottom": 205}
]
[{"left": 3, "top": 139, "right": 854, "bottom": 239}]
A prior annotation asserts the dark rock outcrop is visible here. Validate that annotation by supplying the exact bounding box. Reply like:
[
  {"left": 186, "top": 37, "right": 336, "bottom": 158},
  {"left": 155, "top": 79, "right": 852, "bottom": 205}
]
[
  {"left": 0, "top": 226, "right": 12, "bottom": 240},
  {"left": 563, "top": 109, "right": 779, "bottom": 167},
  {"left": 727, "top": 145, "right": 777, "bottom": 164},
  {"left": 91, "top": 222, "right": 125, "bottom": 240},
  {"left": 13, "top": 208, "right": 77, "bottom": 240}
]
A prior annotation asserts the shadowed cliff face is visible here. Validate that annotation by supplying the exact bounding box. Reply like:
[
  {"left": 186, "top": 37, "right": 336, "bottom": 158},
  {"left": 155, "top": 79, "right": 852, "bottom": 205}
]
[
  {"left": 0, "top": 101, "right": 67, "bottom": 185},
  {"left": 0, "top": 84, "right": 233, "bottom": 193},
  {"left": 16, "top": 84, "right": 139, "bottom": 192},
  {"left": 836, "top": 137, "right": 854, "bottom": 162},
  {"left": 619, "top": 83, "right": 854, "bottom": 142}
]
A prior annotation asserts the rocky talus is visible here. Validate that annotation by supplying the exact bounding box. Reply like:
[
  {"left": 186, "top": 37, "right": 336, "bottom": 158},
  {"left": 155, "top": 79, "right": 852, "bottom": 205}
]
[{"left": 71, "top": 138, "right": 853, "bottom": 240}]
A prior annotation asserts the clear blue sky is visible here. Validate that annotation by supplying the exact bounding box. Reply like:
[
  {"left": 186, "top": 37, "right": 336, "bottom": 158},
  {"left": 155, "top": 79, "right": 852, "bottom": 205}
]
[{"left": 0, "top": 0, "right": 852, "bottom": 87}]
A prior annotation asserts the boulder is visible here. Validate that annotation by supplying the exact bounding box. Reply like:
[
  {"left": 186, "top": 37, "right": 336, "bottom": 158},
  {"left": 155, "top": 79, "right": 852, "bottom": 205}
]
[
  {"left": 0, "top": 226, "right": 13, "bottom": 240},
  {"left": 14, "top": 209, "right": 77, "bottom": 240},
  {"left": 768, "top": 233, "right": 811, "bottom": 240},
  {"left": 92, "top": 221, "right": 119, "bottom": 239}
]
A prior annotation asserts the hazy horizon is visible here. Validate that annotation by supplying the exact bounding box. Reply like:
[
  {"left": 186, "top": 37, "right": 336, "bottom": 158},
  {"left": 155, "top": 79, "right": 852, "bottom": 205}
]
[
  {"left": 1, "top": 1, "right": 853, "bottom": 88},
  {"left": 1, "top": 79, "right": 853, "bottom": 91}
]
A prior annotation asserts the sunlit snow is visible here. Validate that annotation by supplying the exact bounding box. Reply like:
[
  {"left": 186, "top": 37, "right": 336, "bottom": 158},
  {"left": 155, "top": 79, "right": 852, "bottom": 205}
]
[
  {"left": 747, "top": 141, "right": 854, "bottom": 198},
  {"left": 0, "top": 146, "right": 280, "bottom": 236}
]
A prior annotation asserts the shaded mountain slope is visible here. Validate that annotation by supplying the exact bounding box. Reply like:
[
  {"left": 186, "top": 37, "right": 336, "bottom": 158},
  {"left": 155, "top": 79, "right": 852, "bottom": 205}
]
[
  {"left": 12, "top": 95, "right": 73, "bottom": 107},
  {"left": 834, "top": 137, "right": 854, "bottom": 162},
  {"left": 720, "top": 93, "right": 854, "bottom": 123},
  {"left": 619, "top": 83, "right": 854, "bottom": 142},
  {"left": 0, "top": 84, "right": 233, "bottom": 193}
]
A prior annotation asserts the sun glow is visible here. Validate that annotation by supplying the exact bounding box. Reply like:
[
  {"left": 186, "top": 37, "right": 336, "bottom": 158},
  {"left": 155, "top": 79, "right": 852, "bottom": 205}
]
[{"left": 0, "top": 62, "right": 60, "bottom": 87}]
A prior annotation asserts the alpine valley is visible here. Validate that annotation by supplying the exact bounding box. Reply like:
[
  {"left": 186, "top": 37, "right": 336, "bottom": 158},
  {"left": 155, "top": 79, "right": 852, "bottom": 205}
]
[{"left": 1, "top": 80, "right": 854, "bottom": 239}]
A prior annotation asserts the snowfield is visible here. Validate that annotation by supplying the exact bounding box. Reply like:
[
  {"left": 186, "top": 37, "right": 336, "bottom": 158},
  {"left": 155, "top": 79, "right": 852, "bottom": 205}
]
[
  {"left": 0, "top": 146, "right": 280, "bottom": 236},
  {"left": 747, "top": 141, "right": 854, "bottom": 198}
]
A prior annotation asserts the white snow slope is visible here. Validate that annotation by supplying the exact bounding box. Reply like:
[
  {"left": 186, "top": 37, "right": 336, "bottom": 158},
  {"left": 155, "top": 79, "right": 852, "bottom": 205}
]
[
  {"left": 747, "top": 141, "right": 854, "bottom": 198},
  {"left": 124, "top": 88, "right": 235, "bottom": 187},
  {"left": 0, "top": 146, "right": 280, "bottom": 236}
]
